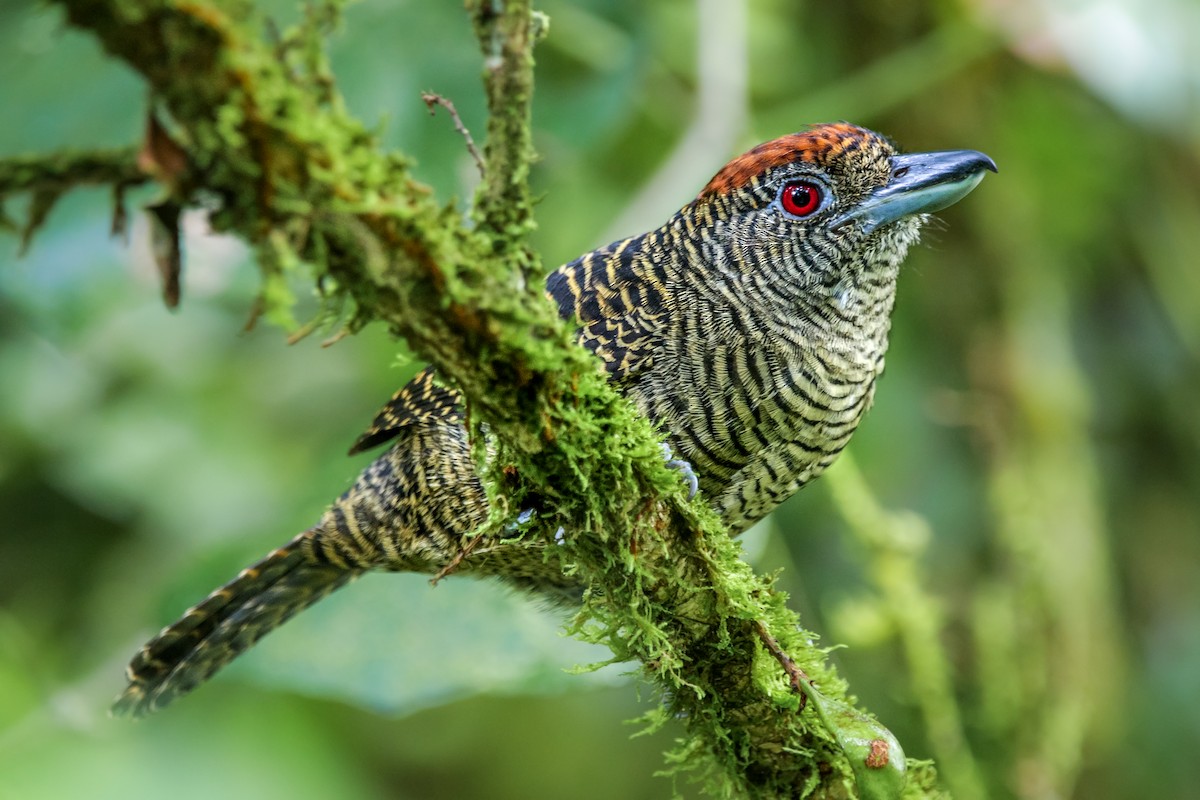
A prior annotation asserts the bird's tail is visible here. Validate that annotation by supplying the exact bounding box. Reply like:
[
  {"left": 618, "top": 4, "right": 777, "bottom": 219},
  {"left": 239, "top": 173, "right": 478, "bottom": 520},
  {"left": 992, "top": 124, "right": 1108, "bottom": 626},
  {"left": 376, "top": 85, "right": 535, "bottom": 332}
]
[{"left": 111, "top": 528, "right": 358, "bottom": 717}]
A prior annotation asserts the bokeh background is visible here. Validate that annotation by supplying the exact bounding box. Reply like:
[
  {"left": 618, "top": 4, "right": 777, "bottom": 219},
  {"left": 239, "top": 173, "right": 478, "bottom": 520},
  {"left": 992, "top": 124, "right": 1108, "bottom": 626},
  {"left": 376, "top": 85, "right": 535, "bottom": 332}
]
[{"left": 2, "top": 0, "right": 1198, "bottom": 798}]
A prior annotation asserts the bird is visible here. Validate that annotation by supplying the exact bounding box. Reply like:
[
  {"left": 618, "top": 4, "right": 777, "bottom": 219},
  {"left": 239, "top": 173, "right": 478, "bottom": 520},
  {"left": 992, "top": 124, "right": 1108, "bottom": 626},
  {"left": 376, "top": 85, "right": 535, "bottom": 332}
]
[{"left": 112, "top": 122, "right": 995, "bottom": 717}]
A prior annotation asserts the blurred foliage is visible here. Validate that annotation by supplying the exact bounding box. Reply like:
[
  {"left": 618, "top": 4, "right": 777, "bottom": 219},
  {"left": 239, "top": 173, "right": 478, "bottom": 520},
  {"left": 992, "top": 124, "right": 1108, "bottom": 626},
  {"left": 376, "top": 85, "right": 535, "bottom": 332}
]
[{"left": 1, "top": 0, "right": 1198, "bottom": 798}]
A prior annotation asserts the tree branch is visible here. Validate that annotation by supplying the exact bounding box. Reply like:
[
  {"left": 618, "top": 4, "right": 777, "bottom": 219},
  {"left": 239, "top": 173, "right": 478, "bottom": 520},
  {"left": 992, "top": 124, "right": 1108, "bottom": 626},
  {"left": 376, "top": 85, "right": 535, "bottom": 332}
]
[
  {"left": 0, "top": 147, "right": 145, "bottom": 250},
  {"left": 468, "top": 0, "right": 540, "bottom": 283},
  {"left": 0, "top": 147, "right": 144, "bottom": 195},
  {"left": 420, "top": 93, "right": 486, "bottom": 179},
  {"left": 5, "top": 1, "right": 946, "bottom": 795}
]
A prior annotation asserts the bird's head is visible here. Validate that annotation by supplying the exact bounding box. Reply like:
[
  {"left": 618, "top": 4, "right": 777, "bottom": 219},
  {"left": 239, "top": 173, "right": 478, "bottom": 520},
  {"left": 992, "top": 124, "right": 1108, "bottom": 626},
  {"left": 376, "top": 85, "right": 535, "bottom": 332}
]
[{"left": 694, "top": 122, "right": 996, "bottom": 296}]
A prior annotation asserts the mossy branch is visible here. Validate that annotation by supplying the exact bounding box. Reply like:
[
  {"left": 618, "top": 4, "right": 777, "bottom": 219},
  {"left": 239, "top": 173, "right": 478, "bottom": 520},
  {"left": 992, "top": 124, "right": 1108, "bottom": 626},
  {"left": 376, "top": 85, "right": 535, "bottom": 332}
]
[
  {"left": 0, "top": 147, "right": 144, "bottom": 195},
  {"left": 2, "top": 1, "right": 946, "bottom": 796},
  {"left": 0, "top": 147, "right": 145, "bottom": 250}
]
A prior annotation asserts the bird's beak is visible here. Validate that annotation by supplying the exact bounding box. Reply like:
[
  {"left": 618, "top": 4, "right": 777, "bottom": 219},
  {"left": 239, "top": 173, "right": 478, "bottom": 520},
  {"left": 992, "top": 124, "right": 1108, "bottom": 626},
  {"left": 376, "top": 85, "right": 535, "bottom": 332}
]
[{"left": 831, "top": 150, "right": 997, "bottom": 234}]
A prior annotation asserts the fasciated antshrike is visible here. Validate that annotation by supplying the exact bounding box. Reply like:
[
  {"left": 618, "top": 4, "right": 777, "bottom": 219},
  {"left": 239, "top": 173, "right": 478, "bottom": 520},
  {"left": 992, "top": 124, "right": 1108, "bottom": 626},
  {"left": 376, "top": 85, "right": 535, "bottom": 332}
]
[{"left": 113, "top": 122, "right": 994, "bottom": 717}]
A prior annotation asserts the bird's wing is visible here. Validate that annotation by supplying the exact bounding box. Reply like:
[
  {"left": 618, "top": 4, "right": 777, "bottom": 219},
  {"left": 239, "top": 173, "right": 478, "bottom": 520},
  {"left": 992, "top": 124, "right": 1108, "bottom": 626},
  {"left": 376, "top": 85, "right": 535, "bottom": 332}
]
[
  {"left": 347, "top": 366, "right": 465, "bottom": 455},
  {"left": 545, "top": 234, "right": 667, "bottom": 383},
  {"left": 351, "top": 235, "right": 665, "bottom": 454}
]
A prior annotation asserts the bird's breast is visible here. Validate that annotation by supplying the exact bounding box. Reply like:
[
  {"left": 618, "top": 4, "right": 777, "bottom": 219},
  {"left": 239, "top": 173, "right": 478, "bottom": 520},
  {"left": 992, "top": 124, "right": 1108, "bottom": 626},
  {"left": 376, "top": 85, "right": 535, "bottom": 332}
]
[{"left": 630, "top": 318, "right": 887, "bottom": 528}]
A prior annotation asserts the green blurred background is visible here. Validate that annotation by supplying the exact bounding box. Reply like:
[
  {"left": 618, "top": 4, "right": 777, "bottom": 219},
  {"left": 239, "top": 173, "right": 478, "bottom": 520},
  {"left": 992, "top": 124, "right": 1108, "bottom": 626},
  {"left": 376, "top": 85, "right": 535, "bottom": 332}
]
[{"left": 1, "top": 0, "right": 1198, "bottom": 797}]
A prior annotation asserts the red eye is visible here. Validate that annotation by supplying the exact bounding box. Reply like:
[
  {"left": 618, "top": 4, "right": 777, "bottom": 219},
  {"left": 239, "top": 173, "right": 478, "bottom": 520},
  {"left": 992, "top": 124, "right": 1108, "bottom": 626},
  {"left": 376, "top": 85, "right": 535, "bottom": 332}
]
[{"left": 780, "top": 181, "right": 823, "bottom": 217}]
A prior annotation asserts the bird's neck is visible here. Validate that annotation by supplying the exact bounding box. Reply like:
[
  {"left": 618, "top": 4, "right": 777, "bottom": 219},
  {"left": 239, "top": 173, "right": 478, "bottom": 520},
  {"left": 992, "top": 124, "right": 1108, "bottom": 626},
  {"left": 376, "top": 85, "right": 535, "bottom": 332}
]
[{"left": 665, "top": 217, "right": 909, "bottom": 377}]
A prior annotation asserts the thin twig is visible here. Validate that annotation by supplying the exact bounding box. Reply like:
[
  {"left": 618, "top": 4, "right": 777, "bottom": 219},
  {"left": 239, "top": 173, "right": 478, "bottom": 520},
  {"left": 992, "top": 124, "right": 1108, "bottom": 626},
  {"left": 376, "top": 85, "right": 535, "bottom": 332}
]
[
  {"left": 754, "top": 620, "right": 809, "bottom": 711},
  {"left": 430, "top": 531, "right": 486, "bottom": 585},
  {"left": 0, "top": 147, "right": 146, "bottom": 195},
  {"left": 320, "top": 327, "right": 351, "bottom": 348},
  {"left": 421, "top": 92, "right": 486, "bottom": 178}
]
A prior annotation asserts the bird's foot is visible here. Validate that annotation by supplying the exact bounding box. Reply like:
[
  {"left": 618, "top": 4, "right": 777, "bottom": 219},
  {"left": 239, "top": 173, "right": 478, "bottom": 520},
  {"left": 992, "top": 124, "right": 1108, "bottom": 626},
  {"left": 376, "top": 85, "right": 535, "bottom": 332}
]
[
  {"left": 506, "top": 508, "right": 567, "bottom": 545},
  {"left": 501, "top": 449, "right": 695, "bottom": 554},
  {"left": 500, "top": 507, "right": 538, "bottom": 538},
  {"left": 660, "top": 443, "right": 699, "bottom": 499}
]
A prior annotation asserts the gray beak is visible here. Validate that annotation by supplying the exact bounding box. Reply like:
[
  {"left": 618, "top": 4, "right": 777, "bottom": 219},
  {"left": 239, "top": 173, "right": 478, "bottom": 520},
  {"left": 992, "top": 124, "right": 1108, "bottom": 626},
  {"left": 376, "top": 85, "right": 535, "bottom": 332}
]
[{"left": 831, "top": 150, "right": 997, "bottom": 234}]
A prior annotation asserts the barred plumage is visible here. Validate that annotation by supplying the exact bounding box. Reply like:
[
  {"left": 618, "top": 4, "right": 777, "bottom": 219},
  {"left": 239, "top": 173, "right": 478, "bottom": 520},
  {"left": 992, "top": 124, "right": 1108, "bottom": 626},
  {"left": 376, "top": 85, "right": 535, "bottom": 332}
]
[{"left": 114, "top": 123, "right": 994, "bottom": 716}]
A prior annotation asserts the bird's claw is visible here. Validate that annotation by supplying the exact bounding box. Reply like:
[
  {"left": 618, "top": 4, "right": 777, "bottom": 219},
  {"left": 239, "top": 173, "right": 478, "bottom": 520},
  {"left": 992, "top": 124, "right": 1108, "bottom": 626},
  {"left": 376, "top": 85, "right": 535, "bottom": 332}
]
[
  {"left": 509, "top": 448, "right": 696, "bottom": 546},
  {"left": 502, "top": 507, "right": 538, "bottom": 537},
  {"left": 507, "top": 508, "right": 567, "bottom": 546},
  {"left": 660, "top": 442, "right": 699, "bottom": 499}
]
